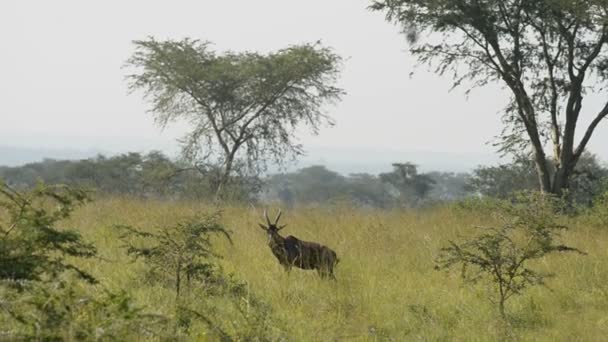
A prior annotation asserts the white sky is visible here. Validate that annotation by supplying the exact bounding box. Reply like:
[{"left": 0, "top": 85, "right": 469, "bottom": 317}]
[{"left": 1, "top": 0, "right": 607, "bottom": 171}]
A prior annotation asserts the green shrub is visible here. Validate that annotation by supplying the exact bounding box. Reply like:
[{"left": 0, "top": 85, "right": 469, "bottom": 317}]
[
  {"left": 116, "top": 212, "right": 284, "bottom": 340},
  {"left": 0, "top": 181, "right": 174, "bottom": 340},
  {"left": 116, "top": 212, "right": 232, "bottom": 298},
  {"left": 1, "top": 279, "right": 172, "bottom": 340},
  {"left": 437, "top": 191, "right": 585, "bottom": 318},
  {"left": 0, "top": 180, "right": 96, "bottom": 285}
]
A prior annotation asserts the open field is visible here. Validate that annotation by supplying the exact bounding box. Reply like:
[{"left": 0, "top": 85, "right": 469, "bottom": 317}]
[{"left": 60, "top": 197, "right": 608, "bottom": 341}]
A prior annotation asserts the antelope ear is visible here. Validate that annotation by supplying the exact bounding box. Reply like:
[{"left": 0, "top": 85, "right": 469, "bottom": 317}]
[
  {"left": 258, "top": 223, "right": 268, "bottom": 231},
  {"left": 278, "top": 224, "right": 287, "bottom": 231}
]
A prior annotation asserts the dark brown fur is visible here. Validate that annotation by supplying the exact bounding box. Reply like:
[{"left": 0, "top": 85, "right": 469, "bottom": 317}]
[{"left": 259, "top": 210, "right": 339, "bottom": 279}]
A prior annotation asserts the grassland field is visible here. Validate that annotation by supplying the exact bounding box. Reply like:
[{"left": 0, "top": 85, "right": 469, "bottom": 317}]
[{"left": 63, "top": 197, "right": 608, "bottom": 341}]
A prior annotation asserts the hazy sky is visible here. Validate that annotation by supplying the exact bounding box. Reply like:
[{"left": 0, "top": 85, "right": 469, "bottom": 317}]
[{"left": 2, "top": 1, "right": 607, "bottom": 171}]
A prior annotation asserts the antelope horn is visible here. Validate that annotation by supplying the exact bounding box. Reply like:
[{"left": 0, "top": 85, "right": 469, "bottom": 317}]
[
  {"left": 264, "top": 209, "right": 272, "bottom": 226},
  {"left": 274, "top": 209, "right": 282, "bottom": 225}
]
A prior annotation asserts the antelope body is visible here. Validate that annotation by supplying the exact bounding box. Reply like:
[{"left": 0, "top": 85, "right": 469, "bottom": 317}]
[{"left": 258, "top": 210, "right": 339, "bottom": 279}]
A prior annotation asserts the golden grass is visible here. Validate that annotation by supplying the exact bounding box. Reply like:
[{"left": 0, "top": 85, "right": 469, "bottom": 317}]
[{"left": 66, "top": 197, "right": 608, "bottom": 341}]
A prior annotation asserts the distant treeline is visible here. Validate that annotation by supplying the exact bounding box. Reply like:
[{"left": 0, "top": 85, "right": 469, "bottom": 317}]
[
  {"left": 0, "top": 152, "right": 223, "bottom": 200},
  {"left": 1, "top": 151, "right": 607, "bottom": 208},
  {"left": 263, "top": 164, "right": 470, "bottom": 208}
]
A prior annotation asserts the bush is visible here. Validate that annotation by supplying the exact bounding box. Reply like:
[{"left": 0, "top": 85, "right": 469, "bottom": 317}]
[
  {"left": 116, "top": 212, "right": 232, "bottom": 298},
  {"left": 0, "top": 181, "right": 177, "bottom": 340},
  {"left": 116, "top": 212, "right": 284, "bottom": 339},
  {"left": 1, "top": 279, "right": 172, "bottom": 340},
  {"left": 0, "top": 180, "right": 96, "bottom": 285},
  {"left": 437, "top": 191, "right": 585, "bottom": 318}
]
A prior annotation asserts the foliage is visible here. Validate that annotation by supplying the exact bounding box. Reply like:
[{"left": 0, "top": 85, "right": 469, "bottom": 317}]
[
  {"left": 467, "top": 152, "right": 608, "bottom": 206},
  {"left": 568, "top": 153, "right": 608, "bottom": 207},
  {"left": 265, "top": 163, "right": 462, "bottom": 208},
  {"left": 0, "top": 182, "right": 177, "bottom": 340},
  {"left": 183, "top": 163, "right": 263, "bottom": 202},
  {"left": 116, "top": 212, "right": 232, "bottom": 298},
  {"left": 64, "top": 151, "right": 204, "bottom": 198},
  {"left": 1, "top": 154, "right": 476, "bottom": 207},
  {"left": 126, "top": 37, "right": 344, "bottom": 198},
  {"left": 0, "top": 180, "right": 96, "bottom": 285},
  {"left": 425, "top": 171, "right": 471, "bottom": 201},
  {"left": 0, "top": 152, "right": 260, "bottom": 201},
  {"left": 370, "top": 0, "right": 608, "bottom": 195},
  {"left": 1, "top": 280, "right": 171, "bottom": 341},
  {"left": 379, "top": 162, "right": 436, "bottom": 207},
  {"left": 116, "top": 211, "right": 282, "bottom": 340},
  {"left": 343, "top": 173, "right": 397, "bottom": 208},
  {"left": 266, "top": 165, "right": 349, "bottom": 205},
  {"left": 7, "top": 151, "right": 607, "bottom": 208},
  {"left": 466, "top": 157, "right": 538, "bottom": 199},
  {"left": 437, "top": 191, "right": 585, "bottom": 318}
]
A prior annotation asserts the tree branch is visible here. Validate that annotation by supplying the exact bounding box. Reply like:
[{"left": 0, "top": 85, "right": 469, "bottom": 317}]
[
  {"left": 578, "top": 27, "right": 607, "bottom": 75},
  {"left": 573, "top": 101, "right": 608, "bottom": 160}
]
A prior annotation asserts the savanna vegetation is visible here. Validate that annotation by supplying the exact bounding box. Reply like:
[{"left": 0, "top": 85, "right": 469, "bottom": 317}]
[
  {"left": 2, "top": 181, "right": 608, "bottom": 340},
  {"left": 3, "top": 1, "right": 608, "bottom": 340}
]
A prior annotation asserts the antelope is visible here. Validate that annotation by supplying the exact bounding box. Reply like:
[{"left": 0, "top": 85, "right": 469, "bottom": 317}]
[{"left": 258, "top": 210, "right": 339, "bottom": 279}]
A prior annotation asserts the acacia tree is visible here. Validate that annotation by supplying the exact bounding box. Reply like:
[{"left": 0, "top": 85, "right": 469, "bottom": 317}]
[
  {"left": 126, "top": 38, "right": 343, "bottom": 198},
  {"left": 370, "top": 0, "right": 608, "bottom": 195}
]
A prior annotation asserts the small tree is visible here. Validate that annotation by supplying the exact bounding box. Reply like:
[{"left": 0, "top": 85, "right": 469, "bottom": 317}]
[
  {"left": 0, "top": 180, "right": 96, "bottom": 285},
  {"left": 116, "top": 213, "right": 281, "bottom": 339},
  {"left": 126, "top": 38, "right": 344, "bottom": 199},
  {"left": 436, "top": 191, "right": 585, "bottom": 318},
  {"left": 116, "top": 212, "right": 231, "bottom": 298}
]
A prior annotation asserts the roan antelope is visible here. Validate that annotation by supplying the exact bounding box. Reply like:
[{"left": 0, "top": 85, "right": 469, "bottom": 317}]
[{"left": 258, "top": 210, "right": 339, "bottom": 279}]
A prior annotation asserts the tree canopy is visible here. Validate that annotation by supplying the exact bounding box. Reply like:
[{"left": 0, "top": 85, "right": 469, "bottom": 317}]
[
  {"left": 370, "top": 0, "right": 608, "bottom": 195},
  {"left": 126, "top": 38, "right": 343, "bottom": 198}
]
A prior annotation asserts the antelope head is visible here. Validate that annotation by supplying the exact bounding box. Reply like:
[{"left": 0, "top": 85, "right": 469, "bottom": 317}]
[{"left": 258, "top": 209, "right": 287, "bottom": 243}]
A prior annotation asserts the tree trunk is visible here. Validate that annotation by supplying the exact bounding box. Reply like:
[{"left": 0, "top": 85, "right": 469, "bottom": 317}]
[
  {"left": 552, "top": 167, "right": 569, "bottom": 196},
  {"left": 510, "top": 85, "right": 553, "bottom": 193},
  {"left": 552, "top": 155, "right": 580, "bottom": 197},
  {"left": 214, "top": 151, "right": 236, "bottom": 201},
  {"left": 532, "top": 150, "right": 552, "bottom": 193},
  {"left": 499, "top": 297, "right": 506, "bottom": 320}
]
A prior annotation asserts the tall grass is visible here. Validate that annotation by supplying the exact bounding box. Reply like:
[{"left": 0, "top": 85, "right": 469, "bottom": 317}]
[{"left": 66, "top": 197, "right": 608, "bottom": 341}]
